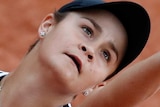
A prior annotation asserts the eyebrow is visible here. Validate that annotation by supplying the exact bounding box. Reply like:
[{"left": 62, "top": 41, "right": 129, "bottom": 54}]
[
  {"left": 108, "top": 41, "right": 119, "bottom": 61},
  {"left": 82, "top": 17, "right": 102, "bottom": 33}
]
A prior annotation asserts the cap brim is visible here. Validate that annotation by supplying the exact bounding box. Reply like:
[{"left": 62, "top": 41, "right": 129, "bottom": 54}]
[{"left": 59, "top": 1, "right": 150, "bottom": 78}]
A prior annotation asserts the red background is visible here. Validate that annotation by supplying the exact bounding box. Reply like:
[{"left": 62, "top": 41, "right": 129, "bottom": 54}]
[{"left": 0, "top": 0, "right": 160, "bottom": 106}]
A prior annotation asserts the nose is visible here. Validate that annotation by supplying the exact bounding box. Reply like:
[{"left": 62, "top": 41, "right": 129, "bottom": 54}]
[{"left": 79, "top": 44, "right": 94, "bottom": 61}]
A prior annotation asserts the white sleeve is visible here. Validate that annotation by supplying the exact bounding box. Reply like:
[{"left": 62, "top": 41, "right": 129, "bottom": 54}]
[
  {"left": 68, "top": 103, "right": 72, "bottom": 107},
  {"left": 0, "top": 70, "right": 9, "bottom": 77}
]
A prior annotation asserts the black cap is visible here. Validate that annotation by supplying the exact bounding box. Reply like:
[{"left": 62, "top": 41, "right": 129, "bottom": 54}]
[{"left": 58, "top": 0, "right": 150, "bottom": 79}]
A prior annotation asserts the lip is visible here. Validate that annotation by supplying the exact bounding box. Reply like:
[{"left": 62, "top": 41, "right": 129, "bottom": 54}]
[{"left": 64, "top": 53, "right": 82, "bottom": 73}]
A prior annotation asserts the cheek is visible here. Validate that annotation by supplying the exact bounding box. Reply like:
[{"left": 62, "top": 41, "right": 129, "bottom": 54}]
[
  {"left": 38, "top": 42, "right": 56, "bottom": 69},
  {"left": 91, "top": 59, "right": 116, "bottom": 81},
  {"left": 37, "top": 35, "right": 64, "bottom": 69},
  {"left": 87, "top": 67, "right": 108, "bottom": 84}
]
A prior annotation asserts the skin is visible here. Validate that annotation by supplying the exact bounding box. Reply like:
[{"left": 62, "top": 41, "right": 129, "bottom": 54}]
[
  {"left": 38, "top": 10, "right": 127, "bottom": 93},
  {"left": 78, "top": 52, "right": 160, "bottom": 107},
  {"left": 0, "top": 9, "right": 127, "bottom": 107}
]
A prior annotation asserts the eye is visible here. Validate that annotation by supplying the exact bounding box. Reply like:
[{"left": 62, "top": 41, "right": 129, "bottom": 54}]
[
  {"left": 102, "top": 50, "right": 110, "bottom": 61},
  {"left": 82, "top": 26, "right": 93, "bottom": 37}
]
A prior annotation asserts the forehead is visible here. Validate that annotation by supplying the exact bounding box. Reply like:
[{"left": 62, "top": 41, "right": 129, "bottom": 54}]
[
  {"left": 66, "top": 9, "right": 127, "bottom": 43},
  {"left": 77, "top": 9, "right": 124, "bottom": 29},
  {"left": 65, "top": 9, "right": 126, "bottom": 32}
]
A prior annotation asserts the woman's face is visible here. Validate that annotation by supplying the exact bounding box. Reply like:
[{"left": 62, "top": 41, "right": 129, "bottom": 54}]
[{"left": 38, "top": 9, "right": 127, "bottom": 94}]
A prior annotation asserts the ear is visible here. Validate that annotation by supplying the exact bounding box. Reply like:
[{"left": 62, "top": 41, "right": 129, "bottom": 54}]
[
  {"left": 94, "top": 81, "right": 107, "bottom": 89},
  {"left": 82, "top": 82, "right": 107, "bottom": 96},
  {"left": 38, "top": 13, "right": 55, "bottom": 38},
  {"left": 82, "top": 88, "right": 94, "bottom": 96}
]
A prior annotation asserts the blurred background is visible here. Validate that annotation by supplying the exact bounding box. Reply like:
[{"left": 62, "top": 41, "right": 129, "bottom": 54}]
[{"left": 0, "top": 0, "right": 160, "bottom": 106}]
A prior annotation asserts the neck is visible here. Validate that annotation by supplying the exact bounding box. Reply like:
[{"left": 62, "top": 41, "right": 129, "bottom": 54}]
[
  {"left": 0, "top": 53, "right": 73, "bottom": 107},
  {"left": 0, "top": 71, "right": 73, "bottom": 107},
  {"left": 0, "top": 44, "right": 75, "bottom": 107}
]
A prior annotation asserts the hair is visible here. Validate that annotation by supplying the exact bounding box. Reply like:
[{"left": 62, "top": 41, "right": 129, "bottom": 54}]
[{"left": 28, "top": 10, "right": 124, "bottom": 81}]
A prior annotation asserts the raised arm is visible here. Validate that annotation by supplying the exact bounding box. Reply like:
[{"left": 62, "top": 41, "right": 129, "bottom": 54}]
[{"left": 78, "top": 52, "right": 160, "bottom": 107}]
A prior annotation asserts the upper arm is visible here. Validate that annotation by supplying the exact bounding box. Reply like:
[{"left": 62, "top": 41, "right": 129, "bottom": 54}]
[{"left": 77, "top": 52, "right": 160, "bottom": 107}]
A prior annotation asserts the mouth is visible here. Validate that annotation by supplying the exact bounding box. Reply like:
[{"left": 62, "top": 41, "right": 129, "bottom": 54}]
[{"left": 64, "top": 53, "right": 81, "bottom": 73}]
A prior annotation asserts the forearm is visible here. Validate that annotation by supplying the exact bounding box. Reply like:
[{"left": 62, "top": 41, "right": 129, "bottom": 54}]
[
  {"left": 105, "top": 52, "right": 160, "bottom": 106},
  {"left": 78, "top": 52, "right": 160, "bottom": 107}
]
